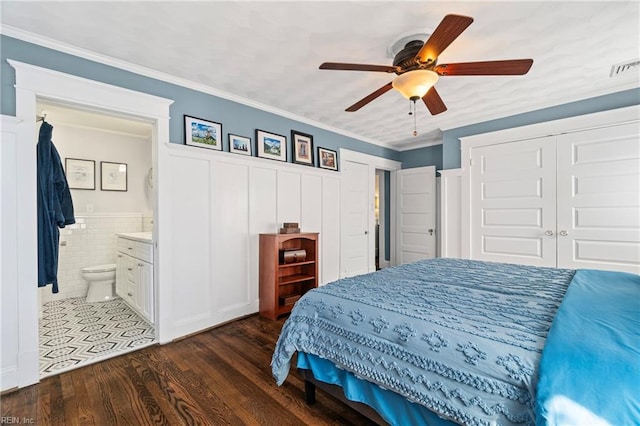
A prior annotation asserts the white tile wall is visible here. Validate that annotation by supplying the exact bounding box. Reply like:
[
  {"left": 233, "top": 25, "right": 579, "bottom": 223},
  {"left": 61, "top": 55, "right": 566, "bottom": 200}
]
[{"left": 38, "top": 213, "right": 153, "bottom": 304}]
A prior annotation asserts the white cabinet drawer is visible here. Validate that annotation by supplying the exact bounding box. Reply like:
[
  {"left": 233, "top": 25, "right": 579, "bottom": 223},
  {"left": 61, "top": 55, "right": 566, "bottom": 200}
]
[
  {"left": 133, "top": 241, "right": 153, "bottom": 263},
  {"left": 117, "top": 237, "right": 153, "bottom": 263}
]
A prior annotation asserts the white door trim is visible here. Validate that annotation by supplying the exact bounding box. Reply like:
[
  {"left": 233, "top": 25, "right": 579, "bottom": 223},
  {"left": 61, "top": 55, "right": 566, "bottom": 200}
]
[{"left": 8, "top": 59, "right": 173, "bottom": 388}]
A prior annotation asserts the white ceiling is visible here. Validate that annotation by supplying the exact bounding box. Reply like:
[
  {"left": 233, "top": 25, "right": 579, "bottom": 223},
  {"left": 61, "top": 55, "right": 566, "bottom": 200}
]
[{"left": 2, "top": 1, "right": 639, "bottom": 151}]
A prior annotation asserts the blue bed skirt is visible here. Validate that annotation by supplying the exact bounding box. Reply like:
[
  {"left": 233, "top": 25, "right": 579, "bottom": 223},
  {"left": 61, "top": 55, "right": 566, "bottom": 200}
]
[{"left": 298, "top": 352, "right": 456, "bottom": 426}]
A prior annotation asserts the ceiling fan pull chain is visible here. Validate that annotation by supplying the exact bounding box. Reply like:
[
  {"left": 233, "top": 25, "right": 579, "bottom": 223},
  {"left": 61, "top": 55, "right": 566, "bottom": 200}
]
[{"left": 412, "top": 100, "right": 418, "bottom": 136}]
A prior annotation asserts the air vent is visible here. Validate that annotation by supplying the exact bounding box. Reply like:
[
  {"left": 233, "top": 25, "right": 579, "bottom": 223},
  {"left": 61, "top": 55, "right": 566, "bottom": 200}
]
[{"left": 609, "top": 59, "right": 640, "bottom": 78}]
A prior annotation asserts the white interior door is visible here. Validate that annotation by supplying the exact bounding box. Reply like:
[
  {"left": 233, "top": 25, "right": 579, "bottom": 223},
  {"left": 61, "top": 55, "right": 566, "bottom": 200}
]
[
  {"left": 340, "top": 160, "right": 370, "bottom": 277},
  {"left": 470, "top": 137, "right": 557, "bottom": 266},
  {"left": 557, "top": 122, "right": 640, "bottom": 273},
  {"left": 395, "top": 166, "right": 436, "bottom": 265}
]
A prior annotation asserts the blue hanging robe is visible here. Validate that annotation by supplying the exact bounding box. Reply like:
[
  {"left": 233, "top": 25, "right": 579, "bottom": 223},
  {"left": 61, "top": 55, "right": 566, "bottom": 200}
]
[{"left": 37, "top": 122, "right": 75, "bottom": 293}]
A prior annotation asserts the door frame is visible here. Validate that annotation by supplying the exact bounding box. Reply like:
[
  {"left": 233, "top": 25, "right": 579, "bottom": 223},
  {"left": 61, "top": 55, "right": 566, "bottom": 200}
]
[
  {"left": 9, "top": 60, "right": 173, "bottom": 387},
  {"left": 339, "top": 149, "right": 401, "bottom": 274}
]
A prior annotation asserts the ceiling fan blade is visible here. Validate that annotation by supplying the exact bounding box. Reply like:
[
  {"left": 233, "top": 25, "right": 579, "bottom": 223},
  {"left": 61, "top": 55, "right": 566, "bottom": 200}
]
[
  {"left": 435, "top": 59, "right": 534, "bottom": 75},
  {"left": 422, "top": 87, "right": 447, "bottom": 115},
  {"left": 346, "top": 82, "right": 394, "bottom": 112},
  {"left": 416, "top": 14, "right": 474, "bottom": 64},
  {"left": 320, "top": 62, "right": 399, "bottom": 73}
]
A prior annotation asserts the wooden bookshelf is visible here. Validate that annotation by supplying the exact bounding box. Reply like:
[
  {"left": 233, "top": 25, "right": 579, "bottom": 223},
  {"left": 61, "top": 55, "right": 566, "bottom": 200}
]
[{"left": 259, "top": 232, "right": 318, "bottom": 320}]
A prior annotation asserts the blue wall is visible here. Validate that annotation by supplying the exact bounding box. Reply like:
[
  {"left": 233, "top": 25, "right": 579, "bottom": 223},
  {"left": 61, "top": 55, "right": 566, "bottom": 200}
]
[
  {"left": 442, "top": 88, "right": 640, "bottom": 169},
  {"left": 398, "top": 144, "right": 443, "bottom": 170},
  {"left": 0, "top": 35, "right": 400, "bottom": 164}
]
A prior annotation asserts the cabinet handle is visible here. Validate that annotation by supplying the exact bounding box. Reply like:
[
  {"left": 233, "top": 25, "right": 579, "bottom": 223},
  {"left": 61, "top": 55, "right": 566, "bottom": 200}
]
[
  {"left": 117, "top": 254, "right": 122, "bottom": 258},
  {"left": 127, "top": 268, "right": 133, "bottom": 271},
  {"left": 559, "top": 230, "right": 568, "bottom": 237},
  {"left": 544, "top": 230, "right": 554, "bottom": 236},
  {"left": 138, "top": 263, "right": 144, "bottom": 267},
  {"left": 127, "top": 292, "right": 133, "bottom": 297},
  {"left": 128, "top": 247, "right": 133, "bottom": 250}
]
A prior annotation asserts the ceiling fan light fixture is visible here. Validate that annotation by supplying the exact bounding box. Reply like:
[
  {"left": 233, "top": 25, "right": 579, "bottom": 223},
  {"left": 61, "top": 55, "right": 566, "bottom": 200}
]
[{"left": 392, "top": 70, "right": 439, "bottom": 101}]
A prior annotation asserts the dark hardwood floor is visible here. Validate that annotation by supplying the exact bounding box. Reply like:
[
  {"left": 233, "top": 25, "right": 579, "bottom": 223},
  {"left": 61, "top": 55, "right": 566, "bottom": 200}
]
[{"left": 1, "top": 315, "right": 372, "bottom": 425}]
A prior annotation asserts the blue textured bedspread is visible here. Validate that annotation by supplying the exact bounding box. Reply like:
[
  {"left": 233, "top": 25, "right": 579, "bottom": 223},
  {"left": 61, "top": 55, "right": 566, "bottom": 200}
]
[
  {"left": 272, "top": 258, "right": 575, "bottom": 425},
  {"left": 536, "top": 269, "right": 640, "bottom": 425}
]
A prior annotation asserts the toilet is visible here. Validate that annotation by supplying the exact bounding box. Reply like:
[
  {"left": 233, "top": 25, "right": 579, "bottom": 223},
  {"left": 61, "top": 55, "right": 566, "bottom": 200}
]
[{"left": 82, "top": 263, "right": 117, "bottom": 303}]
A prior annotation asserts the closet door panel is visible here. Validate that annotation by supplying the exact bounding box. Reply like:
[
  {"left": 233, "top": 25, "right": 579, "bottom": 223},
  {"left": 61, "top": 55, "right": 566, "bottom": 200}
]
[
  {"left": 557, "top": 122, "right": 640, "bottom": 273},
  {"left": 470, "top": 136, "right": 557, "bottom": 266}
]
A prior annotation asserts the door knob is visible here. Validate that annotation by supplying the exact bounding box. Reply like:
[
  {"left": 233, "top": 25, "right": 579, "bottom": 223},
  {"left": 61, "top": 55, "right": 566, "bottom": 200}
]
[
  {"left": 364, "top": 231, "right": 368, "bottom": 235},
  {"left": 428, "top": 229, "right": 434, "bottom": 236},
  {"left": 544, "top": 230, "right": 554, "bottom": 236},
  {"left": 559, "top": 230, "right": 568, "bottom": 237}
]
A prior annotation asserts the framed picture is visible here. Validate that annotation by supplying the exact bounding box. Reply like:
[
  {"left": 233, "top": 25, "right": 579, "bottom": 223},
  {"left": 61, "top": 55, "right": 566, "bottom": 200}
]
[
  {"left": 318, "top": 147, "right": 338, "bottom": 171},
  {"left": 256, "top": 129, "right": 287, "bottom": 162},
  {"left": 100, "top": 161, "right": 127, "bottom": 191},
  {"left": 65, "top": 158, "right": 95, "bottom": 190},
  {"left": 291, "top": 130, "right": 314, "bottom": 166},
  {"left": 184, "top": 115, "right": 222, "bottom": 151},
  {"left": 228, "top": 134, "right": 252, "bottom": 156}
]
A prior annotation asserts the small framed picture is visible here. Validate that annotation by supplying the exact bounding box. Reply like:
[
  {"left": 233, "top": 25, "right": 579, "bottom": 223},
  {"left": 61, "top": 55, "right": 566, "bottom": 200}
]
[
  {"left": 184, "top": 115, "right": 222, "bottom": 151},
  {"left": 228, "top": 134, "right": 252, "bottom": 156},
  {"left": 100, "top": 162, "right": 127, "bottom": 191},
  {"left": 256, "top": 129, "right": 287, "bottom": 162},
  {"left": 65, "top": 158, "right": 95, "bottom": 190},
  {"left": 291, "top": 130, "right": 314, "bottom": 166},
  {"left": 318, "top": 147, "right": 338, "bottom": 171}
]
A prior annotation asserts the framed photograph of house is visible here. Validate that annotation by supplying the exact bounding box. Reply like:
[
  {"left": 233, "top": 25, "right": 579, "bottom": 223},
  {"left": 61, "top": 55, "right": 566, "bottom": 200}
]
[
  {"left": 228, "top": 134, "right": 252, "bottom": 156},
  {"left": 65, "top": 158, "right": 95, "bottom": 190},
  {"left": 256, "top": 129, "right": 287, "bottom": 162},
  {"left": 184, "top": 115, "right": 222, "bottom": 151},
  {"left": 318, "top": 147, "right": 338, "bottom": 171},
  {"left": 291, "top": 130, "right": 314, "bottom": 166},
  {"left": 100, "top": 161, "right": 128, "bottom": 191}
]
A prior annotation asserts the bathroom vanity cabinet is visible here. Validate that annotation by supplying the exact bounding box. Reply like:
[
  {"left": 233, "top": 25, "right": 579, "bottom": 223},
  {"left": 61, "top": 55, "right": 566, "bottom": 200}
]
[{"left": 116, "top": 233, "right": 154, "bottom": 324}]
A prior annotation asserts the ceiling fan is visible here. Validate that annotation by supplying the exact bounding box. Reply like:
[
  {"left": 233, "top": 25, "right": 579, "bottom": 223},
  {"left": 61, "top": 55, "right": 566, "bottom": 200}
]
[{"left": 319, "top": 14, "right": 533, "bottom": 116}]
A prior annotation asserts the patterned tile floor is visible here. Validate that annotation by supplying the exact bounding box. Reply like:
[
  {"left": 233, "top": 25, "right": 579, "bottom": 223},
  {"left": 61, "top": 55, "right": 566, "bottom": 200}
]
[{"left": 39, "top": 297, "right": 155, "bottom": 377}]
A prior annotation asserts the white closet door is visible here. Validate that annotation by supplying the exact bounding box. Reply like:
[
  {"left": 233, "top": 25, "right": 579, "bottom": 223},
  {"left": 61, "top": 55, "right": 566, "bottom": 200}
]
[
  {"left": 557, "top": 122, "right": 640, "bottom": 273},
  {"left": 470, "top": 136, "right": 557, "bottom": 266}
]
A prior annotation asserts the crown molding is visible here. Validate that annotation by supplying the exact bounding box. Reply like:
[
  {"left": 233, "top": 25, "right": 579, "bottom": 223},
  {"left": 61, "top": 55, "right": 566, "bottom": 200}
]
[{"left": 1, "top": 25, "right": 395, "bottom": 150}]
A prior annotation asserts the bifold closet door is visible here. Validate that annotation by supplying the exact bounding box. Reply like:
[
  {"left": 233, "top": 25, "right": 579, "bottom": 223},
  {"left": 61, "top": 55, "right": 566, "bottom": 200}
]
[
  {"left": 470, "top": 136, "right": 557, "bottom": 266},
  {"left": 556, "top": 122, "right": 640, "bottom": 273}
]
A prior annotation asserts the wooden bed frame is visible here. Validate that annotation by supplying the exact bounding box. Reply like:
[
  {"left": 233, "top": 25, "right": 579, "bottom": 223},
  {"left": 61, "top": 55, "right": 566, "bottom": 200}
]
[{"left": 299, "top": 368, "right": 387, "bottom": 425}]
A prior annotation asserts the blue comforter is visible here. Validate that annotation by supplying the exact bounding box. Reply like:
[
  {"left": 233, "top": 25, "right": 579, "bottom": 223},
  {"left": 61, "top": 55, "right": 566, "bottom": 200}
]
[
  {"left": 536, "top": 269, "right": 640, "bottom": 425},
  {"left": 272, "top": 258, "right": 575, "bottom": 425}
]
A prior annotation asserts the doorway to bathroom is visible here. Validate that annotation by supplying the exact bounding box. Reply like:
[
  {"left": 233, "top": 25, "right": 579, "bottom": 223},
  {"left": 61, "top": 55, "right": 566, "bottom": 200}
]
[{"left": 36, "top": 100, "right": 157, "bottom": 378}]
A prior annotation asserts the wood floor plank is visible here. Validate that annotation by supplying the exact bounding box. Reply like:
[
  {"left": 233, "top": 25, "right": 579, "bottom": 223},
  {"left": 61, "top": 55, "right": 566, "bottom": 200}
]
[{"left": 0, "top": 314, "right": 373, "bottom": 425}]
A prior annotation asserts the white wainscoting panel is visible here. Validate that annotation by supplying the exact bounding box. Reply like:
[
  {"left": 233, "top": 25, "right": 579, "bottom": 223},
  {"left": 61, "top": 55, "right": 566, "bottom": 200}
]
[
  {"left": 168, "top": 154, "right": 214, "bottom": 335},
  {"left": 277, "top": 170, "right": 301, "bottom": 226},
  {"left": 161, "top": 144, "right": 343, "bottom": 340},
  {"left": 249, "top": 167, "right": 278, "bottom": 309},
  {"left": 438, "top": 169, "right": 462, "bottom": 259},
  {"left": 321, "top": 176, "right": 341, "bottom": 285},
  {"left": 213, "top": 161, "right": 252, "bottom": 322},
  {"left": 301, "top": 174, "right": 322, "bottom": 233},
  {"left": 1, "top": 116, "right": 19, "bottom": 391}
]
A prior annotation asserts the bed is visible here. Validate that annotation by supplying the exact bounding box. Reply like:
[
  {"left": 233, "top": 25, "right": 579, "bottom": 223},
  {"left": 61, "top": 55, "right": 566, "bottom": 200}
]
[{"left": 271, "top": 258, "right": 639, "bottom": 426}]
